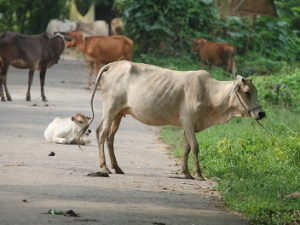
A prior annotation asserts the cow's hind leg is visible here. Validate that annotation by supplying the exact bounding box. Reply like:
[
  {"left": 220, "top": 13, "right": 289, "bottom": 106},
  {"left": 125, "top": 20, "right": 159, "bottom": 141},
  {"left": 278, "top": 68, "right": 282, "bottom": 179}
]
[
  {"left": 96, "top": 114, "right": 116, "bottom": 174},
  {"left": 40, "top": 70, "right": 47, "bottom": 101},
  {"left": 106, "top": 115, "right": 124, "bottom": 174}
]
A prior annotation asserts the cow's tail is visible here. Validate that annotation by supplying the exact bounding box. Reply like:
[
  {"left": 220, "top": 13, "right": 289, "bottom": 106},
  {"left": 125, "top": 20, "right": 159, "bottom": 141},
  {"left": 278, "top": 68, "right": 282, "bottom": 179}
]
[{"left": 77, "top": 64, "right": 111, "bottom": 150}]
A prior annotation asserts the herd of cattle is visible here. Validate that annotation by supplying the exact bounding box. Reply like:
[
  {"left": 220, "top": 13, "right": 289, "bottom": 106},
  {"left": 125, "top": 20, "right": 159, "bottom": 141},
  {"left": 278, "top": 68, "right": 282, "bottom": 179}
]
[{"left": 0, "top": 17, "right": 266, "bottom": 180}]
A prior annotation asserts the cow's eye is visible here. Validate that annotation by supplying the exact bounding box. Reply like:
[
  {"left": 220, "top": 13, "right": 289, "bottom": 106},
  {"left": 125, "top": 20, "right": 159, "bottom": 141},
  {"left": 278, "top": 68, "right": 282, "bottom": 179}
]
[
  {"left": 79, "top": 121, "right": 83, "bottom": 123},
  {"left": 245, "top": 91, "right": 250, "bottom": 96}
]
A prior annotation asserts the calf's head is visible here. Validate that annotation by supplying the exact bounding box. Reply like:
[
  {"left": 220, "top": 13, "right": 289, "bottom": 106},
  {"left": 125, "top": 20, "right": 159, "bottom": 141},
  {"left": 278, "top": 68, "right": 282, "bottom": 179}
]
[
  {"left": 230, "top": 75, "right": 266, "bottom": 120},
  {"left": 72, "top": 113, "right": 91, "bottom": 130}
]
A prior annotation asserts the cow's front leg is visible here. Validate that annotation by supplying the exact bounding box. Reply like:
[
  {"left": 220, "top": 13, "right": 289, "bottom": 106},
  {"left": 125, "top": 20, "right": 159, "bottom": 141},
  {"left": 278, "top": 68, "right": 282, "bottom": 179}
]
[
  {"left": 95, "top": 62, "right": 101, "bottom": 88},
  {"left": 26, "top": 70, "right": 35, "bottom": 101},
  {"left": 182, "top": 132, "right": 194, "bottom": 179},
  {"left": 88, "top": 62, "right": 94, "bottom": 88},
  {"left": 180, "top": 120, "right": 205, "bottom": 181},
  {"left": 0, "top": 76, "right": 6, "bottom": 101},
  {"left": 106, "top": 115, "right": 124, "bottom": 174},
  {"left": 1, "top": 68, "right": 12, "bottom": 101},
  {"left": 39, "top": 70, "right": 47, "bottom": 101}
]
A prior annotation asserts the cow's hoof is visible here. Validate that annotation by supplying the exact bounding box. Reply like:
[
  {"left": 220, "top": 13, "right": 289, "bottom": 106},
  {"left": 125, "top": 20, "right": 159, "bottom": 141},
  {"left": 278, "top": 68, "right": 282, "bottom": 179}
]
[
  {"left": 7, "top": 97, "right": 12, "bottom": 101},
  {"left": 1, "top": 97, "right": 6, "bottom": 102},
  {"left": 26, "top": 97, "right": 31, "bottom": 101},
  {"left": 102, "top": 168, "right": 112, "bottom": 174},
  {"left": 195, "top": 176, "right": 205, "bottom": 181},
  {"left": 42, "top": 98, "right": 47, "bottom": 102},
  {"left": 115, "top": 168, "right": 125, "bottom": 174}
]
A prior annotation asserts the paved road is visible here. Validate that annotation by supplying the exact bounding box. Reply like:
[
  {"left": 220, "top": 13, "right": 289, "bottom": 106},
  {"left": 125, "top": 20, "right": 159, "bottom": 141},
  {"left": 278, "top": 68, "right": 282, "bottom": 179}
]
[{"left": 0, "top": 58, "right": 248, "bottom": 225}]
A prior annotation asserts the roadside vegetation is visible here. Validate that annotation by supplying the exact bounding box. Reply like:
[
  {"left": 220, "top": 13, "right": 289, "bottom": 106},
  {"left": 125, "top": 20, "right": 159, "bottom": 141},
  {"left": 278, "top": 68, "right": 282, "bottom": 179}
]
[{"left": 1, "top": 0, "right": 299, "bottom": 223}]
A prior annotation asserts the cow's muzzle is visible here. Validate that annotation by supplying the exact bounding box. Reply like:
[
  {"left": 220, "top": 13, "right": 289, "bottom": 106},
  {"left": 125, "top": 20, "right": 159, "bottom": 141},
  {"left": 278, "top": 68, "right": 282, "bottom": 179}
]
[{"left": 248, "top": 106, "right": 266, "bottom": 120}]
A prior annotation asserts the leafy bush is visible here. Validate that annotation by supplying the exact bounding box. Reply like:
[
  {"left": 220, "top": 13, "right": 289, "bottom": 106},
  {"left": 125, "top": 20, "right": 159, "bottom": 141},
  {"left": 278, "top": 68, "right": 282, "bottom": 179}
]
[
  {"left": 114, "top": 0, "right": 218, "bottom": 55},
  {"left": 254, "top": 68, "right": 300, "bottom": 110}
]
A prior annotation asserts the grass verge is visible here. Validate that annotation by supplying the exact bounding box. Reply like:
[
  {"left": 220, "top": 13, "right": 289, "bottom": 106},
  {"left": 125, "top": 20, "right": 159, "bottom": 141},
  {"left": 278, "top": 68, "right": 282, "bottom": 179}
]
[{"left": 160, "top": 105, "right": 300, "bottom": 224}]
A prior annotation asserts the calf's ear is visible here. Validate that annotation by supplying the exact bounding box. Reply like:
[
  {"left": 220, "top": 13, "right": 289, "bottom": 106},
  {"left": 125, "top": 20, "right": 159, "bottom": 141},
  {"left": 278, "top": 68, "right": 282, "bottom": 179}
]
[{"left": 71, "top": 116, "right": 75, "bottom": 121}]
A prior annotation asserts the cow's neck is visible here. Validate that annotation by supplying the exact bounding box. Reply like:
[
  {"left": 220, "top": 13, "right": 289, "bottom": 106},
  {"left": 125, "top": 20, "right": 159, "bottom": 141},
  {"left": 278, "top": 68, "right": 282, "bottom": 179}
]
[
  {"left": 199, "top": 79, "right": 241, "bottom": 131},
  {"left": 75, "top": 37, "right": 86, "bottom": 53}
]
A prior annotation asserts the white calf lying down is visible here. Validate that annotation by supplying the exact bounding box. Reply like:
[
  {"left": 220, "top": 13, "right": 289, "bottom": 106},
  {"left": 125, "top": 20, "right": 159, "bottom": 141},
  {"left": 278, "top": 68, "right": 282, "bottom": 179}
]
[{"left": 44, "top": 113, "right": 91, "bottom": 145}]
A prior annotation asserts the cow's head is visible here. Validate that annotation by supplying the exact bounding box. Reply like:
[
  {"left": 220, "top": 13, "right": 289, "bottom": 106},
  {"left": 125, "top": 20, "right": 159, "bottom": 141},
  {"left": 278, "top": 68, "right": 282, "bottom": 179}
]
[
  {"left": 65, "top": 31, "right": 83, "bottom": 48},
  {"left": 190, "top": 38, "right": 207, "bottom": 52},
  {"left": 230, "top": 75, "right": 266, "bottom": 120}
]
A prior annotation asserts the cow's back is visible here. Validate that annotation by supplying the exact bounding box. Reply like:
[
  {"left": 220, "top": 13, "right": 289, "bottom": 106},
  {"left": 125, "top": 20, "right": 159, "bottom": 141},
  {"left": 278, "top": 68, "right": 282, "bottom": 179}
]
[
  {"left": 84, "top": 36, "right": 133, "bottom": 63},
  {"left": 100, "top": 61, "right": 211, "bottom": 126}
]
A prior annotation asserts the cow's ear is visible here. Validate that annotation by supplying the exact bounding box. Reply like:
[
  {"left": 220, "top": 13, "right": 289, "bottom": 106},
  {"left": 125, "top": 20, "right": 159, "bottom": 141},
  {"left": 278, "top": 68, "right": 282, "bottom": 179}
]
[
  {"left": 86, "top": 116, "right": 91, "bottom": 120},
  {"left": 237, "top": 75, "right": 244, "bottom": 81},
  {"left": 230, "top": 82, "right": 240, "bottom": 96}
]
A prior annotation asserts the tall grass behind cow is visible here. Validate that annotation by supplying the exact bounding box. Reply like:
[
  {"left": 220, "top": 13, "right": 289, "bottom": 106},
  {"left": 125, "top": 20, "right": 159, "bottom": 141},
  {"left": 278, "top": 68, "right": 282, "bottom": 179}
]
[
  {"left": 65, "top": 31, "right": 133, "bottom": 88},
  {"left": 0, "top": 32, "right": 71, "bottom": 102},
  {"left": 77, "top": 61, "right": 266, "bottom": 181},
  {"left": 191, "top": 37, "right": 237, "bottom": 78}
]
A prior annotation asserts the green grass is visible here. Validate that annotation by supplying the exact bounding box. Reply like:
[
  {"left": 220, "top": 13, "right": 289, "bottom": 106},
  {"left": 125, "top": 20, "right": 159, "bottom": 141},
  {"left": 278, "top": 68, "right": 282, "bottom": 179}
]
[{"left": 160, "top": 106, "right": 300, "bottom": 224}]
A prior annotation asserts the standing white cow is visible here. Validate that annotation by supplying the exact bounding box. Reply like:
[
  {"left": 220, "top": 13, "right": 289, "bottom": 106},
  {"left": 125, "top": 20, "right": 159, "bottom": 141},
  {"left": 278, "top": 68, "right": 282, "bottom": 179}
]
[
  {"left": 46, "top": 19, "right": 77, "bottom": 35},
  {"left": 78, "top": 61, "right": 266, "bottom": 180},
  {"left": 75, "top": 20, "right": 109, "bottom": 36},
  {"left": 45, "top": 113, "right": 91, "bottom": 145}
]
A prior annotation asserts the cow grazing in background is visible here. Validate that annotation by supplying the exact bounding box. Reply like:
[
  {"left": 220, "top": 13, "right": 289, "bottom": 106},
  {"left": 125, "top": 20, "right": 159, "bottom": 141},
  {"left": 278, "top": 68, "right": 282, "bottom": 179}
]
[
  {"left": 191, "top": 37, "right": 237, "bottom": 77},
  {"left": 46, "top": 19, "right": 77, "bottom": 35},
  {"left": 0, "top": 32, "right": 71, "bottom": 102},
  {"left": 77, "top": 61, "right": 265, "bottom": 181},
  {"left": 44, "top": 113, "right": 91, "bottom": 145},
  {"left": 65, "top": 31, "right": 133, "bottom": 88},
  {"left": 111, "top": 18, "right": 125, "bottom": 35},
  {"left": 75, "top": 20, "right": 109, "bottom": 36}
]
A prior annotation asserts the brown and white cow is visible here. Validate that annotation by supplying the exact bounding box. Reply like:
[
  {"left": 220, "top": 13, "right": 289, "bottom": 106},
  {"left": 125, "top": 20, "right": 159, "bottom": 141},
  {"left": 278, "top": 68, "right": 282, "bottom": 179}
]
[
  {"left": 65, "top": 31, "right": 133, "bottom": 88},
  {"left": 0, "top": 32, "right": 71, "bottom": 102},
  {"left": 191, "top": 37, "right": 237, "bottom": 77},
  {"left": 77, "top": 61, "right": 265, "bottom": 181}
]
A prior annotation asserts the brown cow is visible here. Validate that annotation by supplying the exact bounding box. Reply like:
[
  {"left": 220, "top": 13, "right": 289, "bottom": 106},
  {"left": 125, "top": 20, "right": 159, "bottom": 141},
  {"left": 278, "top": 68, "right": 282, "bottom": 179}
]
[
  {"left": 0, "top": 32, "right": 71, "bottom": 102},
  {"left": 111, "top": 18, "right": 125, "bottom": 36},
  {"left": 65, "top": 31, "right": 133, "bottom": 88},
  {"left": 191, "top": 37, "right": 237, "bottom": 77},
  {"left": 77, "top": 61, "right": 266, "bottom": 181}
]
